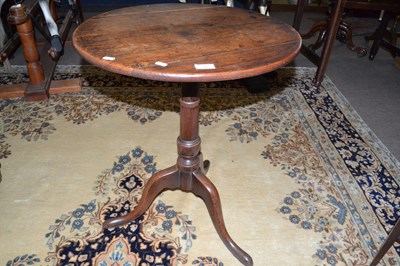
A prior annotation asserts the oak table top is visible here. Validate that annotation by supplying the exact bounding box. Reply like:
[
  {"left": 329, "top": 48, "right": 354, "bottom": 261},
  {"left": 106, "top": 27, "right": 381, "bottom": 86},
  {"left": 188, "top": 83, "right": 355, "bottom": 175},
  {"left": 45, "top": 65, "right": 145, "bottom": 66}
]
[
  {"left": 73, "top": 3, "right": 301, "bottom": 83},
  {"left": 73, "top": 4, "right": 301, "bottom": 266}
]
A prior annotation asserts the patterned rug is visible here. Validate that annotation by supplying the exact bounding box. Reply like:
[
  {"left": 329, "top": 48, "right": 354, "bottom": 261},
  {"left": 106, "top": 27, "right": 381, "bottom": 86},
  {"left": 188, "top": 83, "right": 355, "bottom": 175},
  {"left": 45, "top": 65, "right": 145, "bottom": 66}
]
[{"left": 1, "top": 66, "right": 399, "bottom": 266}]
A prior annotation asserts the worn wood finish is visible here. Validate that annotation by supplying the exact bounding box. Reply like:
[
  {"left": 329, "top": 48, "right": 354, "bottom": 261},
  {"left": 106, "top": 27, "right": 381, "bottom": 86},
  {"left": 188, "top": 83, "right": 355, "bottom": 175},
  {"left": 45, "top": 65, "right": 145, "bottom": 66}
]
[
  {"left": 73, "top": 4, "right": 301, "bottom": 83},
  {"left": 74, "top": 4, "right": 301, "bottom": 265}
]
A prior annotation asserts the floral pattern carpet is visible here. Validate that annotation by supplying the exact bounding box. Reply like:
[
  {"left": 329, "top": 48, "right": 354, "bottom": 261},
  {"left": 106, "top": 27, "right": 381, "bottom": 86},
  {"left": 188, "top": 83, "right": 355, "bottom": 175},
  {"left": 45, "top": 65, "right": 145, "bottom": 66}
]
[{"left": 0, "top": 66, "right": 399, "bottom": 266}]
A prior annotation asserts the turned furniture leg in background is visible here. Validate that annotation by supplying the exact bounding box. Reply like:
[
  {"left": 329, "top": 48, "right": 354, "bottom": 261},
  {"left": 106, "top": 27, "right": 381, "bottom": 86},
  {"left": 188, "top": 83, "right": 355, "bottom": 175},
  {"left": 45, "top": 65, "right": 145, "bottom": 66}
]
[
  {"left": 1, "top": 1, "right": 82, "bottom": 101},
  {"left": 7, "top": 4, "right": 46, "bottom": 100},
  {"left": 103, "top": 84, "right": 253, "bottom": 266}
]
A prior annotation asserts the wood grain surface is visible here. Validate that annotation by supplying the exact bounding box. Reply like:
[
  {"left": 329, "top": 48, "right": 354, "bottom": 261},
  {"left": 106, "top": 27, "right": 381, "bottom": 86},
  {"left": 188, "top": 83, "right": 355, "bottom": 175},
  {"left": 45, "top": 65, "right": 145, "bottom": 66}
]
[{"left": 73, "top": 3, "right": 301, "bottom": 82}]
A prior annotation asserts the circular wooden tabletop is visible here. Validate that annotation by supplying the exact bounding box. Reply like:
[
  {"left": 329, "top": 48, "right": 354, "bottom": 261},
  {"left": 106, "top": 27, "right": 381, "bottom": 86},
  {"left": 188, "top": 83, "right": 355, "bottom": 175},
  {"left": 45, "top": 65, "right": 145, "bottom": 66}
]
[{"left": 73, "top": 4, "right": 301, "bottom": 82}]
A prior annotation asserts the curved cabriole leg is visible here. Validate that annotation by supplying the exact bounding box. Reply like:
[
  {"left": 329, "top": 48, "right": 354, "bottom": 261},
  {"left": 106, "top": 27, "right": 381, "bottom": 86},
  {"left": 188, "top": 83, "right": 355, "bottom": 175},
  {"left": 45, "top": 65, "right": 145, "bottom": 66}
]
[
  {"left": 192, "top": 170, "right": 253, "bottom": 266},
  {"left": 104, "top": 91, "right": 252, "bottom": 265},
  {"left": 300, "top": 20, "right": 328, "bottom": 52},
  {"left": 103, "top": 165, "right": 180, "bottom": 229},
  {"left": 199, "top": 152, "right": 210, "bottom": 175},
  {"left": 301, "top": 20, "right": 327, "bottom": 40},
  {"left": 337, "top": 22, "right": 367, "bottom": 57}
]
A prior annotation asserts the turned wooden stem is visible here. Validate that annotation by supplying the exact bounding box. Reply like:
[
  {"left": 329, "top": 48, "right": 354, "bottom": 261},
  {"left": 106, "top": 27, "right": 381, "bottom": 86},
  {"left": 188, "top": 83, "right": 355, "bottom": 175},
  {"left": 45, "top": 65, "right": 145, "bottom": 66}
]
[
  {"left": 103, "top": 85, "right": 253, "bottom": 265},
  {"left": 8, "top": 4, "right": 44, "bottom": 85}
]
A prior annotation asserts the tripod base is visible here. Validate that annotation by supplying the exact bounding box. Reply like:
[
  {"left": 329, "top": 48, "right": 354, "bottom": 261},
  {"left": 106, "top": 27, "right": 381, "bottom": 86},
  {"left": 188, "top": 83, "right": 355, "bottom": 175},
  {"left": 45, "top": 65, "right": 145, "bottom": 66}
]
[{"left": 103, "top": 92, "right": 253, "bottom": 266}]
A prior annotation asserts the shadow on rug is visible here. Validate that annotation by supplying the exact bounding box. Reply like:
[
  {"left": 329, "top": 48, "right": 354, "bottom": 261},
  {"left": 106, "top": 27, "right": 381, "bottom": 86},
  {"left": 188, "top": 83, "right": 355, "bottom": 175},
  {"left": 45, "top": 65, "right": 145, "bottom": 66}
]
[{"left": 0, "top": 66, "right": 399, "bottom": 265}]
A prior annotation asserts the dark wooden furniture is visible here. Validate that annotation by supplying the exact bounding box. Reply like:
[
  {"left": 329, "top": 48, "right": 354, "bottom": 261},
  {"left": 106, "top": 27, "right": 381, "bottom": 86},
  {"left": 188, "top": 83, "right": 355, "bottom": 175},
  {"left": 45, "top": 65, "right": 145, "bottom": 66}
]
[
  {"left": 364, "top": 9, "right": 400, "bottom": 60},
  {"left": 370, "top": 218, "right": 400, "bottom": 266},
  {"left": 300, "top": 0, "right": 370, "bottom": 59},
  {"left": 73, "top": 4, "right": 301, "bottom": 265},
  {"left": 293, "top": 0, "right": 347, "bottom": 87},
  {"left": 0, "top": 0, "right": 84, "bottom": 101},
  {"left": 293, "top": 0, "right": 400, "bottom": 86}
]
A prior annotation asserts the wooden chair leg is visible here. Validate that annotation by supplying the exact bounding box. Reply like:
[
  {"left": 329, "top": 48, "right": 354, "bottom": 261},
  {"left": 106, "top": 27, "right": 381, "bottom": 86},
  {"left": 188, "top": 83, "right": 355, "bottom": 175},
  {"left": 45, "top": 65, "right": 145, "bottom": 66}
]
[
  {"left": 293, "top": 0, "right": 307, "bottom": 31},
  {"left": 370, "top": 218, "right": 400, "bottom": 266},
  {"left": 74, "top": 0, "right": 84, "bottom": 24},
  {"left": 367, "top": 12, "right": 393, "bottom": 60},
  {"left": 313, "top": 0, "right": 347, "bottom": 87},
  {"left": 293, "top": 0, "right": 348, "bottom": 87}
]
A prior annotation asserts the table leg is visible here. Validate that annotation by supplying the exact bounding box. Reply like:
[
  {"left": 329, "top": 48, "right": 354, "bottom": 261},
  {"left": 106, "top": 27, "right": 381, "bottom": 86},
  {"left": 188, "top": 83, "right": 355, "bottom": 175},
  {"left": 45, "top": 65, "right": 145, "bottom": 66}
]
[
  {"left": 192, "top": 170, "right": 253, "bottom": 266},
  {"left": 103, "top": 165, "right": 180, "bottom": 228},
  {"left": 103, "top": 85, "right": 253, "bottom": 266}
]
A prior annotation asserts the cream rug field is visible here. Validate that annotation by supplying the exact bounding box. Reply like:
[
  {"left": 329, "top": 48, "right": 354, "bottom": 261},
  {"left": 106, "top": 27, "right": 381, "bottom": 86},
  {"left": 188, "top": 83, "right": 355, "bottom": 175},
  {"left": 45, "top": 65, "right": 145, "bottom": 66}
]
[{"left": 0, "top": 66, "right": 399, "bottom": 266}]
